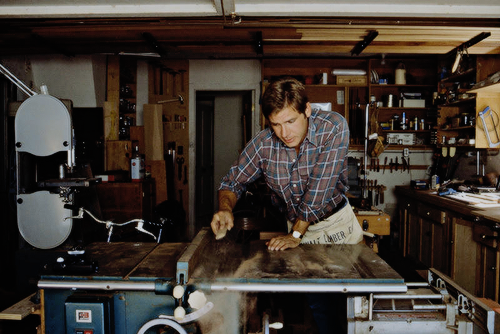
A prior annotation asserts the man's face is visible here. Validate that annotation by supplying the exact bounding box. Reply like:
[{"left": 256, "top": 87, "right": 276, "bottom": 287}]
[{"left": 268, "top": 103, "right": 311, "bottom": 150}]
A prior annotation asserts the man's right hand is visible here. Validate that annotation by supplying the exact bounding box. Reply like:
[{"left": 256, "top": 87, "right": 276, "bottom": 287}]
[{"left": 210, "top": 210, "right": 234, "bottom": 239}]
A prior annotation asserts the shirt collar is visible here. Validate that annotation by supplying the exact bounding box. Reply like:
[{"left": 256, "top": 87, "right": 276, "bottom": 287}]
[{"left": 304, "top": 108, "right": 319, "bottom": 147}]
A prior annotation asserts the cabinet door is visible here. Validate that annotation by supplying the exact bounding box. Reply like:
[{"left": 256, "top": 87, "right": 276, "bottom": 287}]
[
  {"left": 398, "top": 198, "right": 412, "bottom": 256},
  {"left": 407, "top": 211, "right": 420, "bottom": 262},
  {"left": 480, "top": 246, "right": 500, "bottom": 301},
  {"left": 432, "top": 220, "right": 450, "bottom": 275},
  {"left": 474, "top": 223, "right": 500, "bottom": 301},
  {"left": 418, "top": 202, "right": 448, "bottom": 271},
  {"left": 419, "top": 218, "right": 433, "bottom": 268},
  {"left": 452, "top": 218, "right": 478, "bottom": 295}
]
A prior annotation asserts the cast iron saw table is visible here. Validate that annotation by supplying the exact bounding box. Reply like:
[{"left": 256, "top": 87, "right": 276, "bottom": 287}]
[{"left": 38, "top": 228, "right": 406, "bottom": 333}]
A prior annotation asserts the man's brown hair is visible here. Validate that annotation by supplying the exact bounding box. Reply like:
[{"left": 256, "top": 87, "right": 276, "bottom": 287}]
[{"left": 262, "top": 77, "right": 309, "bottom": 119}]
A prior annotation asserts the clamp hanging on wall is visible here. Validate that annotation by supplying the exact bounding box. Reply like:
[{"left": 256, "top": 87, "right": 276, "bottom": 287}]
[
  {"left": 449, "top": 32, "right": 491, "bottom": 73},
  {"left": 351, "top": 30, "right": 378, "bottom": 56}
]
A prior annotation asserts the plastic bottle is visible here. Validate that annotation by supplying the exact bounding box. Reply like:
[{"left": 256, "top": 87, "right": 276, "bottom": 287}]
[{"left": 131, "top": 145, "right": 144, "bottom": 181}]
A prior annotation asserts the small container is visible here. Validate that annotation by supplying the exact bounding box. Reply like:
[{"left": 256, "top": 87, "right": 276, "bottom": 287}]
[
  {"left": 386, "top": 94, "right": 394, "bottom": 107},
  {"left": 431, "top": 175, "right": 440, "bottom": 190},
  {"left": 400, "top": 112, "right": 407, "bottom": 130},
  {"left": 131, "top": 145, "right": 145, "bottom": 181},
  {"left": 322, "top": 72, "right": 328, "bottom": 84},
  {"left": 460, "top": 113, "right": 469, "bottom": 127},
  {"left": 392, "top": 114, "right": 400, "bottom": 130},
  {"left": 420, "top": 118, "right": 425, "bottom": 130}
]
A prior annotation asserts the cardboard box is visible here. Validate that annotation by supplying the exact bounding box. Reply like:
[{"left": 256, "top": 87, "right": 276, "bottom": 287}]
[
  {"left": 335, "top": 75, "right": 367, "bottom": 86},
  {"left": 387, "top": 133, "right": 416, "bottom": 145}
]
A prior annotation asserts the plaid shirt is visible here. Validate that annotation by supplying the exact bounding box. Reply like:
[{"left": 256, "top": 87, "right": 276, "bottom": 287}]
[{"left": 219, "top": 108, "right": 350, "bottom": 223}]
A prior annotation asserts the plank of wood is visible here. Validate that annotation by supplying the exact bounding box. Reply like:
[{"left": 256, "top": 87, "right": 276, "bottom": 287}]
[
  {"left": 147, "top": 159, "right": 167, "bottom": 205},
  {"left": 143, "top": 104, "right": 164, "bottom": 161},
  {"left": 466, "top": 193, "right": 500, "bottom": 203},
  {"left": 129, "top": 125, "right": 145, "bottom": 154},
  {"left": 0, "top": 293, "right": 39, "bottom": 320},
  {"left": 105, "top": 140, "right": 132, "bottom": 172},
  {"left": 103, "top": 100, "right": 119, "bottom": 141}
]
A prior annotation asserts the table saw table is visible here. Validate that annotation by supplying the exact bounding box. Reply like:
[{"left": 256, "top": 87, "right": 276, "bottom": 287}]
[{"left": 38, "top": 228, "right": 406, "bottom": 333}]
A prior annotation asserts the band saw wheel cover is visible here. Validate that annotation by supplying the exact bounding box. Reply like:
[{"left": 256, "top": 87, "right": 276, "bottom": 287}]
[{"left": 17, "top": 191, "right": 73, "bottom": 249}]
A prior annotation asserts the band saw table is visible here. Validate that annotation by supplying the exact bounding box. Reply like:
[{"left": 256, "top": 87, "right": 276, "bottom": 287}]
[{"left": 35, "top": 228, "right": 498, "bottom": 334}]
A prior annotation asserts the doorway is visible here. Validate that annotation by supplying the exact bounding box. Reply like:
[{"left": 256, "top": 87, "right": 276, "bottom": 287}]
[{"left": 195, "top": 90, "right": 253, "bottom": 230}]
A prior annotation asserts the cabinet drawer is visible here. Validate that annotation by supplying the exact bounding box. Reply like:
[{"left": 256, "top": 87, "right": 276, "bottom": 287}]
[
  {"left": 356, "top": 213, "right": 390, "bottom": 235},
  {"left": 400, "top": 197, "right": 417, "bottom": 213},
  {"left": 418, "top": 203, "right": 446, "bottom": 224},
  {"left": 473, "top": 224, "right": 499, "bottom": 249}
]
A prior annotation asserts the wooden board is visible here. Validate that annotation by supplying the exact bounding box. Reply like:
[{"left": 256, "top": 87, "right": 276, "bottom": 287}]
[
  {"left": 143, "top": 104, "right": 164, "bottom": 161},
  {"left": 147, "top": 159, "right": 167, "bottom": 204},
  {"left": 0, "top": 293, "right": 39, "bottom": 320},
  {"left": 129, "top": 125, "right": 145, "bottom": 154},
  {"left": 127, "top": 242, "right": 188, "bottom": 279},
  {"left": 103, "top": 100, "right": 119, "bottom": 142},
  {"left": 105, "top": 140, "right": 132, "bottom": 172}
]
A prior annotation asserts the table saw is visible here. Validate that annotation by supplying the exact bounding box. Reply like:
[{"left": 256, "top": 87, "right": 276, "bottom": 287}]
[{"left": 35, "top": 228, "right": 500, "bottom": 334}]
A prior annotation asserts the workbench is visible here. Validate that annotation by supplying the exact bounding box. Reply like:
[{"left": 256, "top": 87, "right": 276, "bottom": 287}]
[
  {"left": 396, "top": 186, "right": 500, "bottom": 302},
  {"left": 36, "top": 228, "right": 405, "bottom": 334}
]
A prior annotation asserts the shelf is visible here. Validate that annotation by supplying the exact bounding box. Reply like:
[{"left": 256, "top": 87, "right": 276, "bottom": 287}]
[
  {"left": 382, "top": 130, "right": 431, "bottom": 133},
  {"left": 439, "top": 68, "right": 476, "bottom": 83},
  {"left": 370, "top": 84, "right": 435, "bottom": 88},
  {"left": 438, "top": 97, "right": 476, "bottom": 107},
  {"left": 468, "top": 81, "right": 500, "bottom": 94},
  {"left": 305, "top": 84, "right": 367, "bottom": 88},
  {"left": 437, "top": 144, "right": 476, "bottom": 148},
  {"left": 440, "top": 126, "right": 475, "bottom": 131},
  {"left": 377, "top": 107, "right": 430, "bottom": 111},
  {"left": 349, "top": 144, "right": 434, "bottom": 151}
]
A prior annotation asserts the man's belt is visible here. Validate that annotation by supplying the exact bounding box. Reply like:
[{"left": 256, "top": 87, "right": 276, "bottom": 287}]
[{"left": 309, "top": 197, "right": 347, "bottom": 225}]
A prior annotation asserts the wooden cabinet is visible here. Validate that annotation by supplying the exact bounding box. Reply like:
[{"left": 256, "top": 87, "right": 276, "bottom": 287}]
[
  {"left": 397, "top": 194, "right": 450, "bottom": 275},
  {"left": 397, "top": 186, "right": 500, "bottom": 302},
  {"left": 261, "top": 57, "right": 438, "bottom": 147},
  {"left": 473, "top": 223, "right": 500, "bottom": 299},
  {"left": 369, "top": 58, "right": 437, "bottom": 146},
  {"left": 262, "top": 58, "right": 370, "bottom": 145},
  {"left": 436, "top": 55, "right": 500, "bottom": 148},
  {"left": 96, "top": 179, "right": 155, "bottom": 222}
]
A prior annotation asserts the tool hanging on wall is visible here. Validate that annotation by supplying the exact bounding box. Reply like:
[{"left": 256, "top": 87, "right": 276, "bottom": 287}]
[
  {"left": 478, "top": 106, "right": 500, "bottom": 148},
  {"left": 176, "top": 157, "right": 184, "bottom": 181}
]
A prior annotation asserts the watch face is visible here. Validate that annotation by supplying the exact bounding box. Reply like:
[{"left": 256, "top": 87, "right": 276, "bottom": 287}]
[{"left": 292, "top": 230, "right": 302, "bottom": 239}]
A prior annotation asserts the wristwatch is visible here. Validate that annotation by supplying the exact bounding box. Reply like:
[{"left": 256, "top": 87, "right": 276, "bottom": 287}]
[{"left": 292, "top": 230, "right": 303, "bottom": 239}]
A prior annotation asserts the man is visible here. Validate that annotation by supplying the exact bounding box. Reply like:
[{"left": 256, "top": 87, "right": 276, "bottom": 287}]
[
  {"left": 211, "top": 77, "right": 363, "bottom": 333},
  {"left": 211, "top": 77, "right": 363, "bottom": 250}
]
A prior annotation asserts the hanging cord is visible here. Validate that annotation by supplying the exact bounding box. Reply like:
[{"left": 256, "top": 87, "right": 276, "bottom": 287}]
[{"left": 0, "top": 63, "right": 37, "bottom": 97}]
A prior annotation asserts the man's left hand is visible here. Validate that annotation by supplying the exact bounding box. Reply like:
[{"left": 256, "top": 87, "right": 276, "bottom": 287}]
[{"left": 266, "top": 233, "right": 301, "bottom": 251}]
